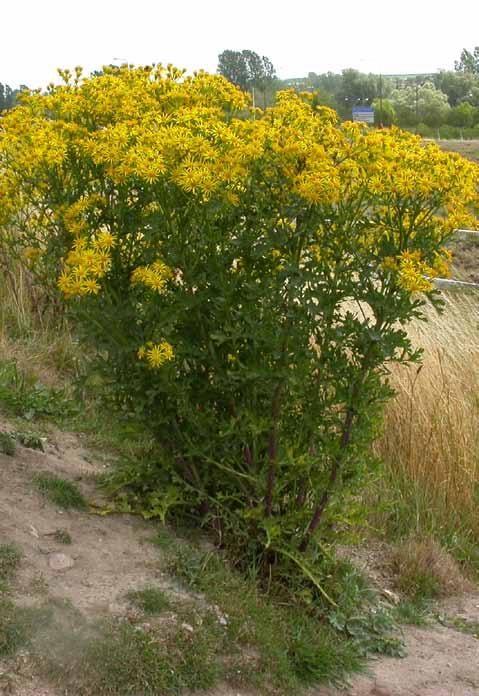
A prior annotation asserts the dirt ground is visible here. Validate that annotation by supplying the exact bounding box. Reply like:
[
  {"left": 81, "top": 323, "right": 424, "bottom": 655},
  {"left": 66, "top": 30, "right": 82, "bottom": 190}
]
[{"left": 1, "top": 422, "right": 478, "bottom": 696}]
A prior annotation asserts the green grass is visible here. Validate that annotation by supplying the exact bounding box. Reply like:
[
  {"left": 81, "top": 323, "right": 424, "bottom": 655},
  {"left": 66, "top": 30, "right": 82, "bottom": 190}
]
[
  {"left": 0, "top": 544, "right": 22, "bottom": 591},
  {"left": 33, "top": 472, "right": 87, "bottom": 510},
  {"left": 0, "top": 431, "right": 16, "bottom": 456},
  {"left": 393, "top": 600, "right": 431, "bottom": 627},
  {"left": 0, "top": 359, "right": 76, "bottom": 422},
  {"left": 52, "top": 528, "right": 72, "bottom": 545},
  {"left": 126, "top": 587, "right": 171, "bottom": 614},
  {"left": 0, "top": 598, "right": 52, "bottom": 657},
  {"left": 14, "top": 429, "right": 44, "bottom": 451},
  {"left": 436, "top": 613, "right": 479, "bottom": 638},
  {"left": 41, "top": 611, "right": 222, "bottom": 696}
]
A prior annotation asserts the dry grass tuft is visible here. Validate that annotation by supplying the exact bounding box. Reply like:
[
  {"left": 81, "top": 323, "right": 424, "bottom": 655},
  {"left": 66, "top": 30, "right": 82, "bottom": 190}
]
[
  {"left": 391, "top": 537, "right": 472, "bottom": 599},
  {"left": 0, "top": 258, "right": 79, "bottom": 385}
]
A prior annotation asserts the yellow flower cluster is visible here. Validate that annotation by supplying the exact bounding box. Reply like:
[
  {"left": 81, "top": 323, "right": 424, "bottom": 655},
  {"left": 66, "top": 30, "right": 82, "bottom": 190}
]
[
  {"left": 138, "top": 341, "right": 174, "bottom": 368},
  {"left": 0, "top": 63, "right": 478, "bottom": 314},
  {"left": 57, "top": 231, "right": 115, "bottom": 298},
  {"left": 131, "top": 259, "right": 173, "bottom": 293},
  {"left": 385, "top": 249, "right": 453, "bottom": 293}
]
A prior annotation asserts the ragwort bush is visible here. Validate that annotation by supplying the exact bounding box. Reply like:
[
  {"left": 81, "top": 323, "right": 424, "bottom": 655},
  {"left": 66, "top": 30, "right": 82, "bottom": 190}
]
[{"left": 1, "top": 65, "right": 478, "bottom": 585}]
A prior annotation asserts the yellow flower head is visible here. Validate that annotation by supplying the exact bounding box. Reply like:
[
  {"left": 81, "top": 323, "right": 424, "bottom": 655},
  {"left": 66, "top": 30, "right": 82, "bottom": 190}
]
[{"left": 144, "top": 341, "right": 174, "bottom": 368}]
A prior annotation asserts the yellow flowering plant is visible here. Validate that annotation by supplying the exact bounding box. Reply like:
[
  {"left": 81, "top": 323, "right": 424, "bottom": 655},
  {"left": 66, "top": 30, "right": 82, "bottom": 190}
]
[{"left": 1, "top": 65, "right": 478, "bottom": 591}]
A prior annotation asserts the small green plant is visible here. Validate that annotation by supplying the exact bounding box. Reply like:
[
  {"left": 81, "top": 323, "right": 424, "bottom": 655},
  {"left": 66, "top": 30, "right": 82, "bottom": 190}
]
[
  {"left": 126, "top": 587, "right": 171, "bottom": 614},
  {"left": 52, "top": 529, "right": 72, "bottom": 545},
  {"left": 436, "top": 613, "right": 479, "bottom": 638},
  {"left": 0, "top": 432, "right": 15, "bottom": 456},
  {"left": 0, "top": 544, "right": 21, "bottom": 591},
  {"left": 33, "top": 472, "right": 86, "bottom": 510},
  {"left": 14, "top": 430, "right": 44, "bottom": 451},
  {"left": 393, "top": 600, "right": 431, "bottom": 627},
  {"left": 0, "top": 598, "right": 52, "bottom": 656},
  {"left": 0, "top": 359, "right": 76, "bottom": 421}
]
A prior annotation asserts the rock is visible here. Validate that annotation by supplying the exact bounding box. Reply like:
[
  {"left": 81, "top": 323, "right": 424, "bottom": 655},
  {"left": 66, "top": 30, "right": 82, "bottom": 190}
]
[{"left": 48, "top": 552, "right": 74, "bottom": 571}]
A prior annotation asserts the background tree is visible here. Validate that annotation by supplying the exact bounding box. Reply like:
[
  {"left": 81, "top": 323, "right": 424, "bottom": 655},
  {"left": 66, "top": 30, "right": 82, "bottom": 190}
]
[
  {"left": 217, "top": 50, "right": 250, "bottom": 92},
  {"left": 373, "top": 98, "right": 396, "bottom": 127},
  {"left": 448, "top": 101, "right": 475, "bottom": 129},
  {"left": 433, "top": 70, "right": 478, "bottom": 106},
  {"left": 218, "top": 50, "right": 277, "bottom": 106},
  {"left": 455, "top": 46, "right": 479, "bottom": 74},
  {"left": 391, "top": 82, "right": 450, "bottom": 129},
  {"left": 0, "top": 83, "right": 23, "bottom": 111}
]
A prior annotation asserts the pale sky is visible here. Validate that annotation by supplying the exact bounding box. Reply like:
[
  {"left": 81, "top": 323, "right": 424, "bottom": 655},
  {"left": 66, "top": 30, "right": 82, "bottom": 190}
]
[{"left": 2, "top": 0, "right": 479, "bottom": 88}]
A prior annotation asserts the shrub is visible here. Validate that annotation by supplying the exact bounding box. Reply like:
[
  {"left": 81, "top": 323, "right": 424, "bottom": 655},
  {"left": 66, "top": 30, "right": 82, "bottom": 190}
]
[
  {"left": 1, "top": 66, "right": 478, "bottom": 589},
  {"left": 415, "top": 122, "right": 434, "bottom": 138}
]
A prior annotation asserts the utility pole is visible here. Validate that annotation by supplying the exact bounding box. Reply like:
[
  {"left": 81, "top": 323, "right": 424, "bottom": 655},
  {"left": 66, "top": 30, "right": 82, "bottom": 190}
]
[
  {"left": 379, "top": 73, "right": 383, "bottom": 127},
  {"left": 415, "top": 78, "right": 419, "bottom": 133}
]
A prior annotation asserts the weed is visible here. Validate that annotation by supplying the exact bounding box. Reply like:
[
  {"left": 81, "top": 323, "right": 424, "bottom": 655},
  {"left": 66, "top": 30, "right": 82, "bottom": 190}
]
[
  {"left": 436, "top": 614, "right": 479, "bottom": 638},
  {"left": 52, "top": 529, "right": 72, "bottom": 545},
  {"left": 0, "top": 432, "right": 16, "bottom": 456},
  {"left": 14, "top": 430, "right": 44, "bottom": 451},
  {"left": 0, "top": 359, "right": 76, "bottom": 422},
  {"left": 0, "top": 544, "right": 22, "bottom": 590},
  {"left": 126, "top": 587, "right": 171, "bottom": 614},
  {"left": 393, "top": 600, "right": 431, "bottom": 627},
  {"left": 0, "top": 598, "right": 52, "bottom": 656},
  {"left": 33, "top": 472, "right": 86, "bottom": 510}
]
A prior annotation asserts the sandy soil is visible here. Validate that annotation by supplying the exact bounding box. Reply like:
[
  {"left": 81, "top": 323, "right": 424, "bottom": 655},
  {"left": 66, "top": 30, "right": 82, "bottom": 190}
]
[{"left": 1, "top": 422, "right": 478, "bottom": 696}]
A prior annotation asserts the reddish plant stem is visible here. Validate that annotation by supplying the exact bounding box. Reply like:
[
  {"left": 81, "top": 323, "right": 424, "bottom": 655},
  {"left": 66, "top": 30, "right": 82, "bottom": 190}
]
[
  {"left": 298, "top": 402, "right": 356, "bottom": 552},
  {"left": 265, "top": 384, "right": 283, "bottom": 517},
  {"left": 243, "top": 445, "right": 253, "bottom": 469},
  {"left": 296, "top": 478, "right": 308, "bottom": 507}
]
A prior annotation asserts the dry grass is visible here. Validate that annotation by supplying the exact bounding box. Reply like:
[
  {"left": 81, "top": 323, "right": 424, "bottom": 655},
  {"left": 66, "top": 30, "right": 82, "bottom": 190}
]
[
  {"left": 391, "top": 538, "right": 472, "bottom": 599},
  {"left": 0, "top": 258, "right": 79, "bottom": 385},
  {"left": 371, "top": 291, "right": 479, "bottom": 567}
]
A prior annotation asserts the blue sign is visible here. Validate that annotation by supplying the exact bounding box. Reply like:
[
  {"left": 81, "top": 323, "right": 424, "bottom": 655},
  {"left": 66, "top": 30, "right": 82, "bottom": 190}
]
[{"left": 352, "top": 106, "right": 374, "bottom": 124}]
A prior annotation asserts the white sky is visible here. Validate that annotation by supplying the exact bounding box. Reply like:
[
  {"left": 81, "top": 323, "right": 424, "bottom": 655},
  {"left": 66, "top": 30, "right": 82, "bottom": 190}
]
[{"left": 2, "top": 0, "right": 479, "bottom": 88}]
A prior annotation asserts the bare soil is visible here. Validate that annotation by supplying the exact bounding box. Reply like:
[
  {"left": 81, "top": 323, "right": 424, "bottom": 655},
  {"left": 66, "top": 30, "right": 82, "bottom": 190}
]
[{"left": 1, "top": 420, "right": 478, "bottom": 696}]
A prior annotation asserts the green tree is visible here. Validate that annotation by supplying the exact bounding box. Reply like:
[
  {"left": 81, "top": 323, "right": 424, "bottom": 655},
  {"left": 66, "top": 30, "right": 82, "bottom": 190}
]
[
  {"left": 391, "top": 82, "right": 450, "bottom": 129},
  {"left": 0, "top": 84, "right": 19, "bottom": 111},
  {"left": 434, "top": 70, "right": 478, "bottom": 106},
  {"left": 217, "top": 50, "right": 250, "bottom": 92},
  {"left": 218, "top": 50, "right": 277, "bottom": 106},
  {"left": 455, "top": 46, "right": 479, "bottom": 74},
  {"left": 373, "top": 99, "right": 396, "bottom": 127},
  {"left": 448, "top": 102, "right": 475, "bottom": 128}
]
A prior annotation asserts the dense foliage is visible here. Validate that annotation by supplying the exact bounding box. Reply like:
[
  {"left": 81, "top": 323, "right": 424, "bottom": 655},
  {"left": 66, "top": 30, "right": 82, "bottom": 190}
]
[{"left": 1, "top": 66, "right": 478, "bottom": 588}]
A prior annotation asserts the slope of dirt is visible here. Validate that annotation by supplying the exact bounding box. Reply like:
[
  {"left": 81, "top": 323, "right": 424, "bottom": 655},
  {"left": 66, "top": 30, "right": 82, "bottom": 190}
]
[
  {"left": 0, "top": 429, "right": 169, "bottom": 617},
  {"left": 1, "top": 420, "right": 478, "bottom": 696}
]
